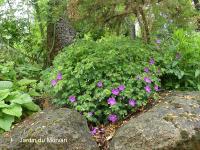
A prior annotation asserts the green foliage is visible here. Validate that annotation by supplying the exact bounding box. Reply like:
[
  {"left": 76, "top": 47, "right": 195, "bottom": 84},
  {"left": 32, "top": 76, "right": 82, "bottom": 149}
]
[
  {"left": 43, "top": 35, "right": 161, "bottom": 124},
  {"left": 0, "top": 0, "right": 199, "bottom": 129},
  {"left": 0, "top": 61, "right": 44, "bottom": 97},
  {"left": 157, "top": 29, "right": 200, "bottom": 90},
  {"left": 0, "top": 81, "right": 13, "bottom": 90},
  {"left": 0, "top": 81, "right": 40, "bottom": 132},
  {"left": 0, "top": 61, "right": 16, "bottom": 81},
  {"left": 0, "top": 52, "right": 41, "bottom": 133},
  {"left": 71, "top": 0, "right": 196, "bottom": 40},
  {"left": 72, "top": 0, "right": 134, "bottom": 39},
  {"left": 0, "top": 0, "right": 4, "bottom": 4},
  {"left": 152, "top": 0, "right": 196, "bottom": 34},
  {"left": 0, "top": 0, "right": 48, "bottom": 64}
]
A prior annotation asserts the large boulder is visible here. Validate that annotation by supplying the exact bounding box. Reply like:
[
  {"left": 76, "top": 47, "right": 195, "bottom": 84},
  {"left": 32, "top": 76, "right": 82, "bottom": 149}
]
[
  {"left": 110, "top": 91, "right": 200, "bottom": 150},
  {"left": 0, "top": 108, "right": 99, "bottom": 150}
]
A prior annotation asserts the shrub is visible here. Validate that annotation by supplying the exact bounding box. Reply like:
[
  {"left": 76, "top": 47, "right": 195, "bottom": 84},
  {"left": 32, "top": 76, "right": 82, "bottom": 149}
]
[
  {"left": 157, "top": 29, "right": 200, "bottom": 90},
  {"left": 44, "top": 36, "right": 161, "bottom": 125}
]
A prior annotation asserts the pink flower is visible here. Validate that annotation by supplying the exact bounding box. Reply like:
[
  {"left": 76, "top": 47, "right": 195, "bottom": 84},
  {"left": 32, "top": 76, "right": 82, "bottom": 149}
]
[
  {"left": 90, "top": 127, "right": 98, "bottom": 135},
  {"left": 154, "top": 85, "right": 159, "bottom": 91},
  {"left": 51, "top": 80, "right": 57, "bottom": 86},
  {"left": 108, "top": 114, "right": 118, "bottom": 123},
  {"left": 97, "top": 81, "right": 103, "bottom": 88},
  {"left": 69, "top": 96, "right": 76, "bottom": 102},
  {"left": 144, "top": 67, "right": 149, "bottom": 73},
  {"left": 112, "top": 88, "right": 119, "bottom": 96},
  {"left": 149, "top": 58, "right": 155, "bottom": 65},
  {"left": 144, "top": 77, "right": 152, "bottom": 83},
  {"left": 129, "top": 99, "right": 136, "bottom": 107},
  {"left": 145, "top": 85, "right": 151, "bottom": 93},
  {"left": 107, "top": 97, "right": 116, "bottom": 106},
  {"left": 57, "top": 72, "right": 62, "bottom": 80},
  {"left": 118, "top": 85, "right": 125, "bottom": 91}
]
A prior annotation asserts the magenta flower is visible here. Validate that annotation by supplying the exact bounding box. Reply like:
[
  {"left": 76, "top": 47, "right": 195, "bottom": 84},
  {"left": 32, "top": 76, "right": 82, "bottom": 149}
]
[
  {"left": 97, "top": 81, "right": 103, "bottom": 88},
  {"left": 118, "top": 85, "right": 125, "bottom": 91},
  {"left": 90, "top": 127, "right": 98, "bottom": 135},
  {"left": 154, "top": 85, "right": 159, "bottom": 91},
  {"left": 144, "top": 67, "right": 149, "bottom": 73},
  {"left": 51, "top": 79, "right": 57, "bottom": 86},
  {"left": 145, "top": 85, "right": 151, "bottom": 93},
  {"left": 69, "top": 96, "right": 76, "bottom": 102},
  {"left": 149, "top": 58, "right": 155, "bottom": 65},
  {"left": 108, "top": 114, "right": 118, "bottom": 123},
  {"left": 107, "top": 97, "right": 116, "bottom": 106},
  {"left": 144, "top": 77, "right": 152, "bottom": 83},
  {"left": 57, "top": 72, "right": 62, "bottom": 80},
  {"left": 129, "top": 99, "right": 136, "bottom": 107},
  {"left": 112, "top": 88, "right": 119, "bottom": 95}
]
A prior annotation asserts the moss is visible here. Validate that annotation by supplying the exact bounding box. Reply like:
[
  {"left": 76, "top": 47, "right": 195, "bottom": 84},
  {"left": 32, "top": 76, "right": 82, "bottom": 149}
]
[
  {"left": 173, "top": 131, "right": 200, "bottom": 150},
  {"left": 180, "top": 130, "right": 189, "bottom": 140},
  {"left": 163, "top": 114, "right": 178, "bottom": 122},
  {"left": 163, "top": 116, "right": 174, "bottom": 122},
  {"left": 48, "top": 130, "right": 52, "bottom": 134},
  {"left": 197, "top": 99, "right": 200, "bottom": 105}
]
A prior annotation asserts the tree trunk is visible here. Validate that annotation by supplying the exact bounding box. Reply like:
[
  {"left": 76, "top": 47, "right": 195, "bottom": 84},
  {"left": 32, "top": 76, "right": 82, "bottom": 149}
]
[
  {"left": 130, "top": 23, "right": 136, "bottom": 40},
  {"left": 138, "top": 6, "right": 150, "bottom": 43},
  {"left": 46, "top": 0, "right": 76, "bottom": 66},
  {"left": 135, "top": 5, "right": 150, "bottom": 43}
]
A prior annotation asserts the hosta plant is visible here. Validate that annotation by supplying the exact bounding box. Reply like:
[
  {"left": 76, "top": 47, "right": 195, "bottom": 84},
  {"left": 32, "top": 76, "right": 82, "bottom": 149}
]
[{"left": 0, "top": 81, "right": 40, "bottom": 133}]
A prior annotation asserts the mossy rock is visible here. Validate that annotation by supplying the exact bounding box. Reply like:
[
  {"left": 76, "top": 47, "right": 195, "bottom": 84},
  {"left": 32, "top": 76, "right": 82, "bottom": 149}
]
[
  {"left": 110, "top": 91, "right": 200, "bottom": 150},
  {"left": 0, "top": 109, "right": 98, "bottom": 150}
]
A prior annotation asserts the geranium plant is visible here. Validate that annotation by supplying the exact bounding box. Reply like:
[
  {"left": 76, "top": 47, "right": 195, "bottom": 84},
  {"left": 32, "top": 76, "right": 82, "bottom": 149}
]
[{"left": 44, "top": 35, "right": 161, "bottom": 125}]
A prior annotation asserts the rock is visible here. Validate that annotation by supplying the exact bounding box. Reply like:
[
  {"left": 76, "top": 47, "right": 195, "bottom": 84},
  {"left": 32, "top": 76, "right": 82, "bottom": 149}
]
[
  {"left": 110, "top": 91, "right": 200, "bottom": 150},
  {"left": 0, "top": 108, "right": 99, "bottom": 150}
]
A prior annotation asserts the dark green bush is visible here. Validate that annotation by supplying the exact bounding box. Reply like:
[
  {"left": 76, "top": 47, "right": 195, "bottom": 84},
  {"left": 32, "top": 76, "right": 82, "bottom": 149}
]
[{"left": 44, "top": 35, "right": 161, "bottom": 125}]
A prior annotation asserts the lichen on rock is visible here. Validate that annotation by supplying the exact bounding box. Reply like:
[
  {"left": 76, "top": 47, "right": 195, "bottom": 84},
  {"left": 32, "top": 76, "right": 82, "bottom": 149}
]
[
  {"left": 110, "top": 91, "right": 200, "bottom": 150},
  {"left": 0, "top": 109, "right": 99, "bottom": 150}
]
